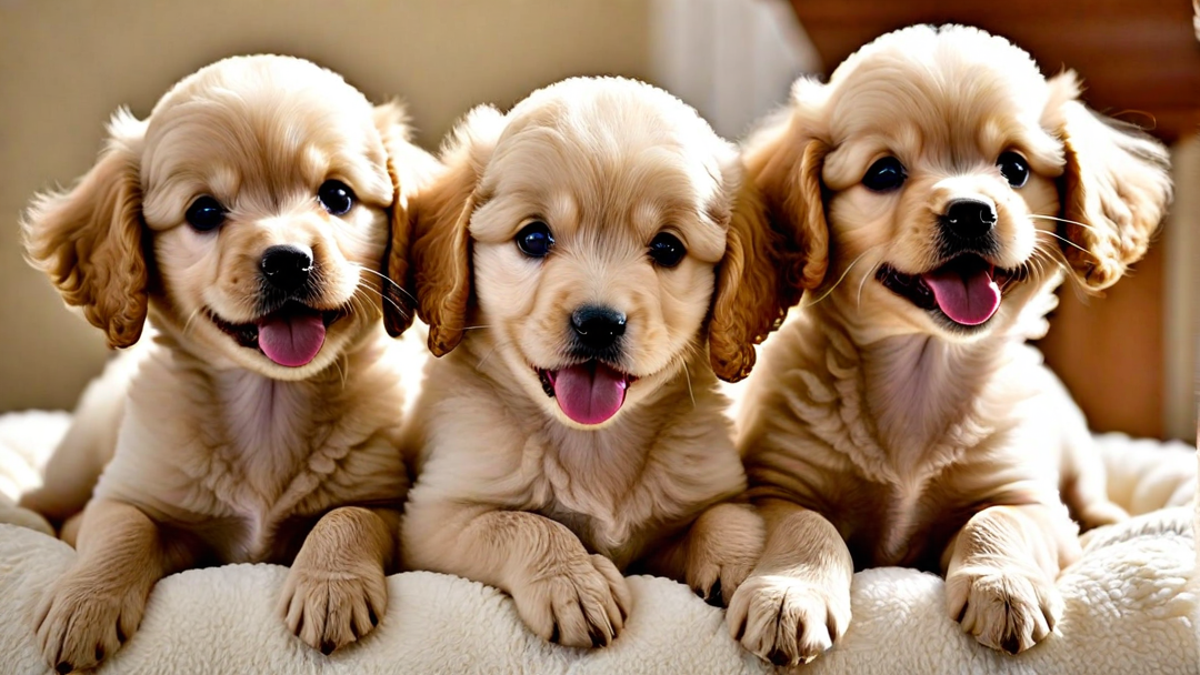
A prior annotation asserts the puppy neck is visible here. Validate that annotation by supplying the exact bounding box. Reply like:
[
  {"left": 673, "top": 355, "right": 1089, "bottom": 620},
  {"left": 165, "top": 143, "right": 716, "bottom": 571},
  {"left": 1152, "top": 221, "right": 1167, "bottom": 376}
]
[{"left": 803, "top": 300, "right": 1028, "bottom": 480}]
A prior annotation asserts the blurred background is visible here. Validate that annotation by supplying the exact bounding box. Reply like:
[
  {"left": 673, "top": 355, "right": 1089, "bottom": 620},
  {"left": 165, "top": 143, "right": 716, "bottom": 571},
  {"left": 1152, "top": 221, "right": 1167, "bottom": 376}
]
[{"left": 0, "top": 0, "right": 1196, "bottom": 442}]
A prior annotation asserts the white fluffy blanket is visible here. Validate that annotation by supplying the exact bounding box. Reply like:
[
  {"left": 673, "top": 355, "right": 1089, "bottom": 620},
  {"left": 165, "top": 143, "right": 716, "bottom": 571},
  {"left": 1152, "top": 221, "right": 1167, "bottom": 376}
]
[{"left": 0, "top": 412, "right": 1196, "bottom": 674}]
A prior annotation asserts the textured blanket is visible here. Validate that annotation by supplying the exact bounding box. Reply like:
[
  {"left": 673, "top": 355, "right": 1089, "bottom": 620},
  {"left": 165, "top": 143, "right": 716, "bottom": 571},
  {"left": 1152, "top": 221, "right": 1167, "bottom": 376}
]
[{"left": 0, "top": 412, "right": 1195, "bottom": 675}]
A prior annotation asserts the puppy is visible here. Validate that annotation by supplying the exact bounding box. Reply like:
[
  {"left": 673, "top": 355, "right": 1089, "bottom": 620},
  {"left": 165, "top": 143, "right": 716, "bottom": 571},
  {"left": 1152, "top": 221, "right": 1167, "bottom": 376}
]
[
  {"left": 387, "top": 77, "right": 786, "bottom": 648},
  {"left": 725, "top": 25, "right": 1172, "bottom": 664},
  {"left": 19, "top": 55, "right": 435, "bottom": 671}
]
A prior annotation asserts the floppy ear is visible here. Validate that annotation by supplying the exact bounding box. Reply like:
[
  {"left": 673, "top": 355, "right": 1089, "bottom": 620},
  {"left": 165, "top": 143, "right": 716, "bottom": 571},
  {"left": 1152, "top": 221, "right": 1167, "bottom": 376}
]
[
  {"left": 1046, "top": 72, "right": 1172, "bottom": 291},
  {"left": 22, "top": 109, "right": 148, "bottom": 349},
  {"left": 708, "top": 107, "right": 830, "bottom": 383},
  {"left": 374, "top": 101, "right": 441, "bottom": 337},
  {"left": 708, "top": 172, "right": 786, "bottom": 382},
  {"left": 408, "top": 105, "right": 506, "bottom": 356}
]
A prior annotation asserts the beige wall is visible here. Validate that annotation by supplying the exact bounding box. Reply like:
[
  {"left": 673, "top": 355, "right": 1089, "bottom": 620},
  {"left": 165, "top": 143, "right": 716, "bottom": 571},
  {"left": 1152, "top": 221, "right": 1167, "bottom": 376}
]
[{"left": 0, "top": 0, "right": 651, "bottom": 412}]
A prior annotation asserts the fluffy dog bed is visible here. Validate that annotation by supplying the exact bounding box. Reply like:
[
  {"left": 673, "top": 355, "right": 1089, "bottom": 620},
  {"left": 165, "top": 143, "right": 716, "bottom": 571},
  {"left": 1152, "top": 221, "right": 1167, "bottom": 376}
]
[{"left": 0, "top": 411, "right": 1195, "bottom": 674}]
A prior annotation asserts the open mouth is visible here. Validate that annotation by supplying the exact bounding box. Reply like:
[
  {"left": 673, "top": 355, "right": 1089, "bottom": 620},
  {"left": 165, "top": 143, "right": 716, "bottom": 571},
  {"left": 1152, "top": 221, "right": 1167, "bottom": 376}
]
[
  {"left": 535, "top": 361, "right": 638, "bottom": 426},
  {"left": 875, "top": 254, "right": 1022, "bottom": 328},
  {"left": 207, "top": 301, "right": 345, "bottom": 367}
]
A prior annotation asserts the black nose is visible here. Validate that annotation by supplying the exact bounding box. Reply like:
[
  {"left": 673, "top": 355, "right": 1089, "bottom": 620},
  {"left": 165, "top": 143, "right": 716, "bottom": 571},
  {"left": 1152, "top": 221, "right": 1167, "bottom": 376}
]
[
  {"left": 260, "top": 245, "right": 313, "bottom": 292},
  {"left": 940, "top": 199, "right": 996, "bottom": 240},
  {"left": 571, "top": 305, "right": 626, "bottom": 352}
]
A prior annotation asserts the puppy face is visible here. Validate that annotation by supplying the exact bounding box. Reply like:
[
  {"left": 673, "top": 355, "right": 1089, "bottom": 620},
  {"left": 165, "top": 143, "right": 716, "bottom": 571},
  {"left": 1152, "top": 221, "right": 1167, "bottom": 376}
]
[
  {"left": 398, "top": 78, "right": 790, "bottom": 429},
  {"left": 747, "top": 25, "right": 1171, "bottom": 342},
  {"left": 24, "top": 56, "right": 425, "bottom": 379}
]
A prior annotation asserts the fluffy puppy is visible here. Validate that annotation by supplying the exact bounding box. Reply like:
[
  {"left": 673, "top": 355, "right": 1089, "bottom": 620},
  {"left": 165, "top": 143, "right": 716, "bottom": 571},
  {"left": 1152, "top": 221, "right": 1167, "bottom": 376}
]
[
  {"left": 726, "top": 25, "right": 1172, "bottom": 664},
  {"left": 388, "top": 77, "right": 786, "bottom": 648},
  {"left": 19, "top": 55, "right": 435, "bottom": 671}
]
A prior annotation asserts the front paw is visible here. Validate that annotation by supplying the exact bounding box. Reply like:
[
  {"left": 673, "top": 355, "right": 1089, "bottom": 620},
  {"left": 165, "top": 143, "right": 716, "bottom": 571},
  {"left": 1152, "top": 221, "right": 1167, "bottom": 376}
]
[
  {"left": 727, "top": 574, "right": 850, "bottom": 667},
  {"left": 945, "top": 564, "right": 1061, "bottom": 654},
  {"left": 684, "top": 503, "right": 764, "bottom": 607},
  {"left": 724, "top": 569, "right": 849, "bottom": 662},
  {"left": 511, "top": 553, "right": 632, "bottom": 648},
  {"left": 279, "top": 558, "right": 387, "bottom": 655},
  {"left": 36, "top": 572, "right": 148, "bottom": 673}
]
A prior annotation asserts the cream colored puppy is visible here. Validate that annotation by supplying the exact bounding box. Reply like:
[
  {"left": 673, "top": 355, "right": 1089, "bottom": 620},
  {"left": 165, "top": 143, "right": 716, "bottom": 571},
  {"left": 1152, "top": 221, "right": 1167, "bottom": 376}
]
[
  {"left": 19, "top": 55, "right": 435, "bottom": 672},
  {"left": 388, "top": 77, "right": 787, "bottom": 648},
  {"left": 726, "top": 26, "right": 1172, "bottom": 664}
]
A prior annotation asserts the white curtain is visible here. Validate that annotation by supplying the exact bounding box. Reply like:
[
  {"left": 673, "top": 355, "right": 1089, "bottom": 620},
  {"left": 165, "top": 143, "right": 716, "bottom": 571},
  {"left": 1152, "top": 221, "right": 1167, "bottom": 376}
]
[{"left": 648, "top": 0, "right": 820, "bottom": 141}]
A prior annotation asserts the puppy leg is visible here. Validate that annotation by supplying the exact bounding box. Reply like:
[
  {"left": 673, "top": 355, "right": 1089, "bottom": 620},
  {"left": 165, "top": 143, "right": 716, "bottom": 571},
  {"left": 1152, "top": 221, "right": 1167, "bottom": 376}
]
[
  {"left": 279, "top": 506, "right": 399, "bottom": 654},
  {"left": 726, "top": 498, "right": 853, "bottom": 666},
  {"left": 404, "top": 502, "right": 631, "bottom": 648},
  {"left": 36, "top": 498, "right": 197, "bottom": 673},
  {"left": 642, "top": 502, "right": 764, "bottom": 606},
  {"left": 1047, "top": 370, "right": 1127, "bottom": 530},
  {"left": 943, "top": 503, "right": 1077, "bottom": 654}
]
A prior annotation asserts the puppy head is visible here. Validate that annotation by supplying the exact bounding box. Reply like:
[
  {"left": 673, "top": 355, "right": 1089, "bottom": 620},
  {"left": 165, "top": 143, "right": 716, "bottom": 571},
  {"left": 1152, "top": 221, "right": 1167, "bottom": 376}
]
[
  {"left": 748, "top": 25, "right": 1171, "bottom": 341},
  {"left": 396, "top": 77, "right": 788, "bottom": 429},
  {"left": 23, "top": 55, "right": 431, "bottom": 379}
]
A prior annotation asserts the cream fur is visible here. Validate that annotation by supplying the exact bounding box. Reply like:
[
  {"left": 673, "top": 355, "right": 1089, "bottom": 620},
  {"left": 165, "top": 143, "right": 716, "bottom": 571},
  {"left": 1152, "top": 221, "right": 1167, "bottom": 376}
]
[
  {"left": 726, "top": 25, "right": 1172, "bottom": 666},
  {"left": 396, "top": 77, "right": 780, "bottom": 649},
  {"left": 18, "top": 55, "right": 436, "bottom": 672}
]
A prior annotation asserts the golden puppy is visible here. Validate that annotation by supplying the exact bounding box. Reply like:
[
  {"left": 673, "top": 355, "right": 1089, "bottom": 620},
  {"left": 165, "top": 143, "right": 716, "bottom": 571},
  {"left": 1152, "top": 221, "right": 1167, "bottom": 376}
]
[
  {"left": 19, "top": 55, "right": 435, "bottom": 671},
  {"left": 726, "top": 25, "right": 1172, "bottom": 664},
  {"left": 387, "top": 77, "right": 786, "bottom": 648}
]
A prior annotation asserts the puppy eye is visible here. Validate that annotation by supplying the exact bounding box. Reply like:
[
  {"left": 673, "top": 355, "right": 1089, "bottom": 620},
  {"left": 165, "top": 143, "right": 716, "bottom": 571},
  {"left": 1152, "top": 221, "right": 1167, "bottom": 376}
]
[
  {"left": 317, "top": 180, "right": 355, "bottom": 215},
  {"left": 997, "top": 152, "right": 1029, "bottom": 188},
  {"left": 862, "top": 157, "right": 906, "bottom": 192},
  {"left": 185, "top": 196, "right": 226, "bottom": 232},
  {"left": 516, "top": 221, "right": 554, "bottom": 258},
  {"left": 648, "top": 232, "right": 686, "bottom": 268}
]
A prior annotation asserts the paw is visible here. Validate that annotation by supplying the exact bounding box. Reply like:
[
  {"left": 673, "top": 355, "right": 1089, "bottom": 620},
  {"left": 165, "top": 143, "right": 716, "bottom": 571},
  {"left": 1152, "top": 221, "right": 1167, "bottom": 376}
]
[
  {"left": 727, "top": 574, "right": 850, "bottom": 667},
  {"left": 946, "top": 564, "right": 1061, "bottom": 654},
  {"left": 280, "top": 559, "right": 388, "bottom": 655},
  {"left": 36, "top": 572, "right": 148, "bottom": 673},
  {"left": 686, "top": 505, "right": 764, "bottom": 607},
  {"left": 511, "top": 553, "right": 631, "bottom": 648}
]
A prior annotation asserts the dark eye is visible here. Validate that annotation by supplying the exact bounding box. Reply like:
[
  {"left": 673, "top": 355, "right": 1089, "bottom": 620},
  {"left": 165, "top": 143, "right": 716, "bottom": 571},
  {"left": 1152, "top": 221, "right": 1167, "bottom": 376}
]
[
  {"left": 648, "top": 232, "right": 686, "bottom": 268},
  {"left": 185, "top": 196, "right": 226, "bottom": 232},
  {"left": 516, "top": 221, "right": 554, "bottom": 258},
  {"left": 317, "top": 179, "right": 355, "bottom": 215},
  {"left": 997, "top": 151, "right": 1029, "bottom": 188},
  {"left": 862, "top": 157, "right": 907, "bottom": 192}
]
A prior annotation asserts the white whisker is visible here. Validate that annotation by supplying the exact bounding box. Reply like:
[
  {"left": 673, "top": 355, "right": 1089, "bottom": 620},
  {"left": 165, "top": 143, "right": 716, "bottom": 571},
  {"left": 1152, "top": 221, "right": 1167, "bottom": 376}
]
[
  {"left": 1034, "top": 229, "right": 1094, "bottom": 257},
  {"left": 856, "top": 260, "right": 883, "bottom": 310},
  {"left": 682, "top": 358, "right": 695, "bottom": 409},
  {"left": 801, "top": 245, "right": 879, "bottom": 310},
  {"left": 356, "top": 264, "right": 417, "bottom": 305},
  {"left": 181, "top": 307, "right": 203, "bottom": 336},
  {"left": 476, "top": 340, "right": 509, "bottom": 370},
  {"left": 1028, "top": 213, "right": 1101, "bottom": 235}
]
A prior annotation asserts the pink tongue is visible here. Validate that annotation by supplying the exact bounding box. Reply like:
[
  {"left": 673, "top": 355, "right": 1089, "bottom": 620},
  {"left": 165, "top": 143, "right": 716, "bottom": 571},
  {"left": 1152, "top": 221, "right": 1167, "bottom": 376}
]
[
  {"left": 922, "top": 265, "right": 1001, "bottom": 326},
  {"left": 257, "top": 311, "right": 326, "bottom": 367},
  {"left": 551, "top": 362, "right": 629, "bottom": 426}
]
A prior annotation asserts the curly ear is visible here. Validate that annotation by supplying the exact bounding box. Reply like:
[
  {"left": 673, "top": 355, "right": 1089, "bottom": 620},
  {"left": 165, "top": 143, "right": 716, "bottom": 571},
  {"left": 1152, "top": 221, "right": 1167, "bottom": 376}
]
[
  {"left": 709, "top": 106, "right": 830, "bottom": 383},
  {"left": 409, "top": 105, "right": 506, "bottom": 356},
  {"left": 374, "top": 101, "right": 441, "bottom": 337},
  {"left": 708, "top": 176, "right": 786, "bottom": 382},
  {"left": 1046, "top": 72, "right": 1172, "bottom": 290},
  {"left": 22, "top": 109, "right": 148, "bottom": 349}
]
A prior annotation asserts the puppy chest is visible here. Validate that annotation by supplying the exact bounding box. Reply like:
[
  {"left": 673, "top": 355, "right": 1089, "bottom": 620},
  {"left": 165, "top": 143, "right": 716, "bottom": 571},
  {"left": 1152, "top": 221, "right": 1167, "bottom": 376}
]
[{"left": 834, "top": 483, "right": 973, "bottom": 572}]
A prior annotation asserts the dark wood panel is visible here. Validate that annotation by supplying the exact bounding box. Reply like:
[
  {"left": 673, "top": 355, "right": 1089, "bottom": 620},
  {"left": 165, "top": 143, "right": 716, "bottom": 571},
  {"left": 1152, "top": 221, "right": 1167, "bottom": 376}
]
[{"left": 790, "top": 0, "right": 1200, "bottom": 142}]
